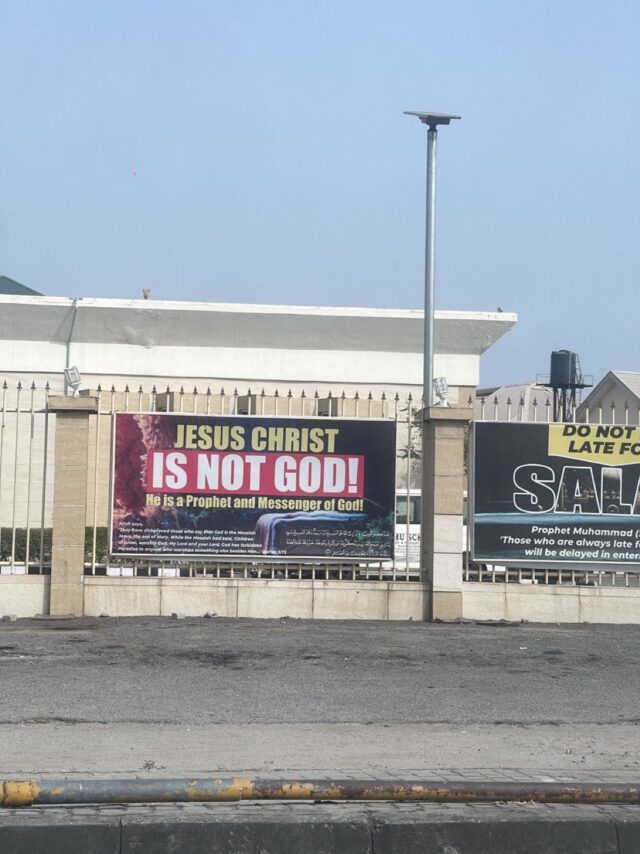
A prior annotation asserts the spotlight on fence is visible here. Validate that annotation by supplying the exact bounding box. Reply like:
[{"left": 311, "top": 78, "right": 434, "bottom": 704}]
[
  {"left": 64, "top": 366, "right": 82, "bottom": 397},
  {"left": 433, "top": 377, "right": 449, "bottom": 406}
]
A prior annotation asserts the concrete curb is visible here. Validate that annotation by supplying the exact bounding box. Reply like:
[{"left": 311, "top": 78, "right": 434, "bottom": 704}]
[{"left": 1, "top": 802, "right": 639, "bottom": 853}]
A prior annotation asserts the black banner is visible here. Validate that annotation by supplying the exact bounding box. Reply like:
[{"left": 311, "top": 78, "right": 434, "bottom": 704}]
[
  {"left": 111, "top": 413, "right": 396, "bottom": 559},
  {"left": 473, "top": 422, "right": 640, "bottom": 566}
]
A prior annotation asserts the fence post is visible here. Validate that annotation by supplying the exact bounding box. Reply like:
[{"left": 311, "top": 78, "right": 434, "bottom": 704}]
[
  {"left": 48, "top": 396, "right": 98, "bottom": 616},
  {"left": 421, "top": 406, "right": 470, "bottom": 621}
]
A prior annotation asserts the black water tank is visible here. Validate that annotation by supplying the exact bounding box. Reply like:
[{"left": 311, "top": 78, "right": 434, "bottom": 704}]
[{"left": 550, "top": 350, "right": 577, "bottom": 387}]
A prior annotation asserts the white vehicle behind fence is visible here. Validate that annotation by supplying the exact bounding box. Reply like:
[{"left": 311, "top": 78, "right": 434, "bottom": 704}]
[
  {"left": 394, "top": 489, "right": 422, "bottom": 568},
  {"left": 394, "top": 490, "right": 495, "bottom": 574}
]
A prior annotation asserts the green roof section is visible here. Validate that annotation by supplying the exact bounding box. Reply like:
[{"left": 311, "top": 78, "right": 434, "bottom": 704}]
[{"left": 0, "top": 275, "right": 43, "bottom": 296}]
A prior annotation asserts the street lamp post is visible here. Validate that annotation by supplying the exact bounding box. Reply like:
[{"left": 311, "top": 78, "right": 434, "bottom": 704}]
[{"left": 404, "top": 111, "right": 460, "bottom": 409}]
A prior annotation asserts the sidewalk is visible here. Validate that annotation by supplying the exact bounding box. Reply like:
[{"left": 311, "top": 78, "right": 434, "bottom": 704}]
[
  {"left": 2, "top": 767, "right": 640, "bottom": 784},
  {"left": 3, "top": 720, "right": 639, "bottom": 776}
]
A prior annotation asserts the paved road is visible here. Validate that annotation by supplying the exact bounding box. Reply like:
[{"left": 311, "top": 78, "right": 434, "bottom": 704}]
[{"left": 1, "top": 617, "right": 639, "bottom": 774}]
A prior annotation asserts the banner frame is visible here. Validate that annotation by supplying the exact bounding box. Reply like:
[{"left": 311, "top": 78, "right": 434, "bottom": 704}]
[
  {"left": 470, "top": 420, "right": 640, "bottom": 569},
  {"left": 108, "top": 410, "right": 398, "bottom": 562}
]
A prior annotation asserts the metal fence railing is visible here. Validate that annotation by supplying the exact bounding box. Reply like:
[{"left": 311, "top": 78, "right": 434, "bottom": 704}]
[
  {"left": 4, "top": 378, "right": 636, "bottom": 590},
  {"left": 475, "top": 392, "right": 640, "bottom": 427},
  {"left": 0, "top": 382, "right": 54, "bottom": 575},
  {"left": 463, "top": 563, "right": 640, "bottom": 588}
]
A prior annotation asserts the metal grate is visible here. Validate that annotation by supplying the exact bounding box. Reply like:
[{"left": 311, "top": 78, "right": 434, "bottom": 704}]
[{"left": 464, "top": 563, "right": 640, "bottom": 587}]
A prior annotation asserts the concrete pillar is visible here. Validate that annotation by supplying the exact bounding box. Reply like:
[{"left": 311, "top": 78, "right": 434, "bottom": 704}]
[
  {"left": 421, "top": 406, "right": 470, "bottom": 621},
  {"left": 49, "top": 396, "right": 98, "bottom": 616}
]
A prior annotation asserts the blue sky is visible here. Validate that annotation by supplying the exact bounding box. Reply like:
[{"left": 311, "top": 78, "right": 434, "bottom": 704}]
[{"left": 1, "top": 1, "right": 639, "bottom": 386}]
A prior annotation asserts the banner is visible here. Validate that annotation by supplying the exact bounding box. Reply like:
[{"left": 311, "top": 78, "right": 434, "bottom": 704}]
[
  {"left": 111, "top": 413, "right": 396, "bottom": 558},
  {"left": 473, "top": 422, "right": 640, "bottom": 566}
]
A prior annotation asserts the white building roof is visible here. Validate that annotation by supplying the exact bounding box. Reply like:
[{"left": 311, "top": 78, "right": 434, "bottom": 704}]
[
  {"left": 0, "top": 294, "right": 517, "bottom": 391},
  {"left": 576, "top": 370, "right": 640, "bottom": 420},
  {"left": 475, "top": 383, "right": 553, "bottom": 421}
]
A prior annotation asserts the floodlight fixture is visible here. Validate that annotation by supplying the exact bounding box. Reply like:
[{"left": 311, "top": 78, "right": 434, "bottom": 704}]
[
  {"left": 433, "top": 377, "right": 449, "bottom": 405},
  {"left": 404, "top": 109, "right": 461, "bottom": 408},
  {"left": 64, "top": 366, "right": 82, "bottom": 396}
]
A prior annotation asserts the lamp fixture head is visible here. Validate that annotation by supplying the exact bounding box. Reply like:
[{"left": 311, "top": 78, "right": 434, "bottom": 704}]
[{"left": 403, "top": 111, "right": 461, "bottom": 129}]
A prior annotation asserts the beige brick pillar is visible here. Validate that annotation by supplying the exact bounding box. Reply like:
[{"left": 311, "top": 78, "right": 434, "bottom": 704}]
[
  {"left": 49, "top": 396, "right": 98, "bottom": 616},
  {"left": 421, "top": 406, "right": 470, "bottom": 621}
]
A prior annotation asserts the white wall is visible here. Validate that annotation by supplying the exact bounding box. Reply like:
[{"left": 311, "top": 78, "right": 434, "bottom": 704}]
[
  {"left": 462, "top": 582, "right": 640, "bottom": 624},
  {"left": 0, "top": 341, "right": 477, "bottom": 391},
  {"left": 83, "top": 577, "right": 428, "bottom": 621},
  {"left": 0, "top": 576, "right": 49, "bottom": 617}
]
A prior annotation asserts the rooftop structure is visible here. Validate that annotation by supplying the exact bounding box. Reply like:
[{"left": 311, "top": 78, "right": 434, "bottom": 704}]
[
  {"left": 0, "top": 275, "right": 43, "bottom": 296},
  {"left": 576, "top": 371, "right": 640, "bottom": 424},
  {"left": 475, "top": 382, "right": 554, "bottom": 422},
  {"left": 0, "top": 294, "right": 517, "bottom": 399}
]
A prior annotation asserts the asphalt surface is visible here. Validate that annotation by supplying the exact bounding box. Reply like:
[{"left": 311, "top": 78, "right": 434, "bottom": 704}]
[
  {"left": 1, "top": 617, "right": 639, "bottom": 724},
  {"left": 1, "top": 617, "right": 639, "bottom": 774}
]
